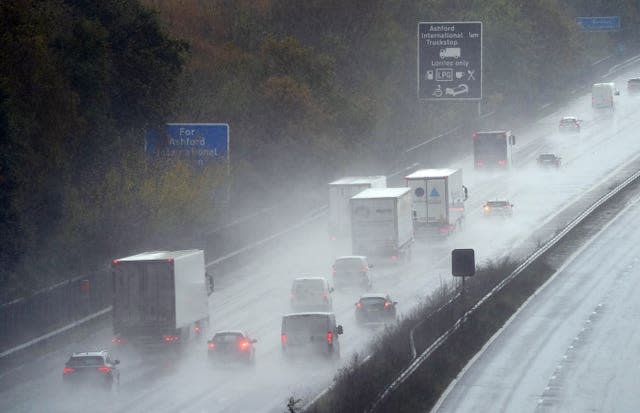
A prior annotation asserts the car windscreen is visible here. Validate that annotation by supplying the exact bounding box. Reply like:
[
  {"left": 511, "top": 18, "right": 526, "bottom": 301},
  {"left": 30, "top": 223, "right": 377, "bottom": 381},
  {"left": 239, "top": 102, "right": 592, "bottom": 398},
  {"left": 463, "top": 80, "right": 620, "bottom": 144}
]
[
  {"left": 487, "top": 201, "right": 509, "bottom": 208},
  {"left": 360, "top": 297, "right": 386, "bottom": 306},
  {"left": 293, "top": 279, "right": 324, "bottom": 293},
  {"left": 335, "top": 258, "right": 363, "bottom": 271},
  {"left": 283, "top": 315, "right": 328, "bottom": 334},
  {"left": 212, "top": 333, "right": 242, "bottom": 343},
  {"left": 538, "top": 154, "right": 556, "bottom": 161},
  {"left": 560, "top": 118, "right": 575, "bottom": 124},
  {"left": 67, "top": 356, "right": 104, "bottom": 366},
  {"left": 629, "top": 79, "right": 640, "bottom": 84}
]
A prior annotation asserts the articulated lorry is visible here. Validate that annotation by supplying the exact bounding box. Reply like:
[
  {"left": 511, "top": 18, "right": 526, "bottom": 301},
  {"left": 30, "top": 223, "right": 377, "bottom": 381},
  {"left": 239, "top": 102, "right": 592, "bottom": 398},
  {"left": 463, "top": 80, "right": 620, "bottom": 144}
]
[
  {"left": 111, "top": 250, "right": 209, "bottom": 349},
  {"left": 405, "top": 168, "right": 467, "bottom": 235},
  {"left": 350, "top": 188, "right": 414, "bottom": 264},
  {"left": 328, "top": 176, "right": 386, "bottom": 256}
]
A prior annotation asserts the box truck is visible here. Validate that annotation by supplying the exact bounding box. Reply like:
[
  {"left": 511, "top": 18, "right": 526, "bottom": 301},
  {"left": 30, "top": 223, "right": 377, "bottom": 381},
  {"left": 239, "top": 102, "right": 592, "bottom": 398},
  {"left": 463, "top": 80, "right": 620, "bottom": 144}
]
[
  {"left": 111, "top": 250, "right": 209, "bottom": 349},
  {"left": 405, "top": 168, "right": 466, "bottom": 235},
  {"left": 350, "top": 188, "right": 414, "bottom": 263}
]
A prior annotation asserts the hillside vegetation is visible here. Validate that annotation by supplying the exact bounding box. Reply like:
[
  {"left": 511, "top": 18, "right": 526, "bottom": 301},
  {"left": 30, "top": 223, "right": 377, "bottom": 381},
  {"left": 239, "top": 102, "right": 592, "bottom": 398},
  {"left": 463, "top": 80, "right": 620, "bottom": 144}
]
[{"left": 1, "top": 0, "right": 637, "bottom": 299}]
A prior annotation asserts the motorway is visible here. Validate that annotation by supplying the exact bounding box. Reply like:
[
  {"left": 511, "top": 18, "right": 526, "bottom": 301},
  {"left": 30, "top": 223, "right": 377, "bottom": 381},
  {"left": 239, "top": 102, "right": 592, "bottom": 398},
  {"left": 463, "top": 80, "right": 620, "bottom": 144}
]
[
  {"left": 432, "top": 179, "right": 640, "bottom": 413},
  {"left": 2, "top": 67, "right": 640, "bottom": 412}
]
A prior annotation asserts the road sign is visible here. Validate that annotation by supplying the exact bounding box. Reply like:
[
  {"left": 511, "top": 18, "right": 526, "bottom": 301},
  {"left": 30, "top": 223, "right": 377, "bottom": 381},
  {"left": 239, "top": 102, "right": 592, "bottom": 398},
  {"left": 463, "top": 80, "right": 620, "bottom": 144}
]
[
  {"left": 576, "top": 16, "right": 620, "bottom": 32},
  {"left": 452, "top": 249, "right": 475, "bottom": 277},
  {"left": 418, "top": 22, "right": 482, "bottom": 100},
  {"left": 146, "top": 123, "right": 229, "bottom": 166}
]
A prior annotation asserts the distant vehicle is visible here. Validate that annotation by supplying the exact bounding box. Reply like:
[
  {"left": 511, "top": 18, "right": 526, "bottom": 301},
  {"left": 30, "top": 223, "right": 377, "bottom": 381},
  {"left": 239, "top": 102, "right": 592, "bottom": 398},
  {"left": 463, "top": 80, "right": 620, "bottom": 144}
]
[
  {"left": 445, "top": 84, "right": 469, "bottom": 96},
  {"left": 483, "top": 200, "right": 514, "bottom": 217},
  {"left": 558, "top": 116, "right": 581, "bottom": 133},
  {"left": 592, "top": 82, "right": 619, "bottom": 108},
  {"left": 111, "top": 250, "right": 209, "bottom": 349},
  {"left": 472, "top": 130, "right": 516, "bottom": 169},
  {"left": 332, "top": 256, "right": 373, "bottom": 290},
  {"left": 207, "top": 331, "right": 256, "bottom": 364},
  {"left": 537, "top": 153, "right": 562, "bottom": 169},
  {"left": 355, "top": 293, "right": 398, "bottom": 325},
  {"left": 62, "top": 351, "right": 120, "bottom": 391},
  {"left": 628, "top": 78, "right": 640, "bottom": 94},
  {"left": 405, "top": 168, "right": 466, "bottom": 235},
  {"left": 290, "top": 277, "right": 334, "bottom": 311},
  {"left": 328, "top": 176, "right": 387, "bottom": 247},
  {"left": 350, "top": 188, "right": 414, "bottom": 264},
  {"left": 281, "top": 312, "right": 343, "bottom": 360}
]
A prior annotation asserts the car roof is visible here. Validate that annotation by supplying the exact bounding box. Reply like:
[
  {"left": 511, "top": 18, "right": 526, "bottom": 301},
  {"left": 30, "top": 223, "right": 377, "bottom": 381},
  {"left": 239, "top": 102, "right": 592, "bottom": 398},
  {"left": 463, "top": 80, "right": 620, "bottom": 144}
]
[
  {"left": 70, "top": 351, "right": 108, "bottom": 357},
  {"left": 335, "top": 255, "right": 367, "bottom": 260},
  {"left": 486, "top": 200, "right": 509, "bottom": 204},
  {"left": 359, "top": 293, "right": 389, "bottom": 299},
  {"left": 538, "top": 153, "right": 557, "bottom": 157},
  {"left": 212, "top": 330, "right": 246, "bottom": 336},
  {"left": 561, "top": 116, "right": 577, "bottom": 120},
  {"left": 293, "top": 276, "right": 328, "bottom": 282},
  {"left": 283, "top": 311, "right": 333, "bottom": 318}
]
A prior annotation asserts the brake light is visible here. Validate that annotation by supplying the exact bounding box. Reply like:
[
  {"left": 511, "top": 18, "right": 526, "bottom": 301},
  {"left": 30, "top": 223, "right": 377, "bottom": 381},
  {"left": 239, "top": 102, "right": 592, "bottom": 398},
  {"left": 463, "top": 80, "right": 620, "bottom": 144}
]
[
  {"left": 475, "top": 160, "right": 484, "bottom": 167},
  {"left": 63, "top": 367, "right": 75, "bottom": 375},
  {"left": 167, "top": 258, "right": 174, "bottom": 264},
  {"left": 326, "top": 331, "right": 333, "bottom": 344},
  {"left": 281, "top": 333, "right": 287, "bottom": 345},
  {"left": 497, "top": 159, "right": 506, "bottom": 166},
  {"left": 332, "top": 266, "right": 336, "bottom": 275},
  {"left": 355, "top": 302, "right": 362, "bottom": 309},
  {"left": 111, "top": 259, "right": 119, "bottom": 266},
  {"left": 239, "top": 340, "right": 251, "bottom": 351},
  {"left": 194, "top": 324, "right": 201, "bottom": 334},
  {"left": 360, "top": 267, "right": 368, "bottom": 273},
  {"left": 322, "top": 291, "right": 329, "bottom": 302},
  {"left": 504, "top": 205, "right": 510, "bottom": 209},
  {"left": 111, "top": 337, "right": 124, "bottom": 344},
  {"left": 208, "top": 342, "right": 216, "bottom": 350},
  {"left": 391, "top": 255, "right": 398, "bottom": 261},
  {"left": 97, "top": 366, "right": 111, "bottom": 373},
  {"left": 384, "top": 301, "right": 392, "bottom": 307},
  {"left": 163, "top": 335, "right": 179, "bottom": 343},
  {"left": 502, "top": 132, "right": 508, "bottom": 138},
  {"left": 472, "top": 132, "right": 477, "bottom": 139}
]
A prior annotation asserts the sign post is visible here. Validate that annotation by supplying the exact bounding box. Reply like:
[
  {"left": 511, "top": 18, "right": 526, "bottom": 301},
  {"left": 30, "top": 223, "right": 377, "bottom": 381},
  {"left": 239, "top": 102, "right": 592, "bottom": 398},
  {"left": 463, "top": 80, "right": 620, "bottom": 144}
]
[{"left": 418, "top": 22, "right": 482, "bottom": 101}]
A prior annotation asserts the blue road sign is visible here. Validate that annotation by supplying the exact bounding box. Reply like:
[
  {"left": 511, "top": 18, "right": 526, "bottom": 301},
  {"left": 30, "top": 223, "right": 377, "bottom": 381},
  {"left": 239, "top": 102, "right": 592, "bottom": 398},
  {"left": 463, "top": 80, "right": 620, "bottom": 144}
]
[
  {"left": 146, "top": 123, "right": 229, "bottom": 165},
  {"left": 576, "top": 16, "right": 620, "bottom": 32}
]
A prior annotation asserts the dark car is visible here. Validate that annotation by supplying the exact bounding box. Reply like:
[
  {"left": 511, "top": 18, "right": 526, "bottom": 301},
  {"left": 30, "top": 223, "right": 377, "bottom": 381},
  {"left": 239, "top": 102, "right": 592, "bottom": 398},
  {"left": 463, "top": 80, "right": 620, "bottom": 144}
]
[
  {"left": 62, "top": 351, "right": 120, "bottom": 391},
  {"left": 355, "top": 293, "right": 397, "bottom": 325},
  {"left": 558, "top": 116, "right": 580, "bottom": 133},
  {"left": 483, "top": 200, "right": 513, "bottom": 217},
  {"left": 536, "top": 153, "right": 561, "bottom": 168},
  {"left": 207, "top": 331, "right": 256, "bottom": 364},
  {"left": 332, "top": 256, "right": 373, "bottom": 290},
  {"left": 628, "top": 78, "right": 640, "bottom": 94}
]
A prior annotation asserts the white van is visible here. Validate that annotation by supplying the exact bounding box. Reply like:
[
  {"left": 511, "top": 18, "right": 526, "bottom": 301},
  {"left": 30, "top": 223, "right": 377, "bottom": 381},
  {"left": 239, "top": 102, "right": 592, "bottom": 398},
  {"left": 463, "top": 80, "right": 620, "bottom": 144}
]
[
  {"left": 281, "top": 312, "right": 343, "bottom": 360},
  {"left": 592, "top": 82, "right": 619, "bottom": 108}
]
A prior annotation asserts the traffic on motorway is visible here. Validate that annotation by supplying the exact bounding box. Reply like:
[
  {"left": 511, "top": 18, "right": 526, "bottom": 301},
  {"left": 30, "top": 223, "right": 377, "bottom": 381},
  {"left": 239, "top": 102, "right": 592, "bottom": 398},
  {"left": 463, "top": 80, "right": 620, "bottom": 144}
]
[{"left": 4, "top": 70, "right": 640, "bottom": 412}]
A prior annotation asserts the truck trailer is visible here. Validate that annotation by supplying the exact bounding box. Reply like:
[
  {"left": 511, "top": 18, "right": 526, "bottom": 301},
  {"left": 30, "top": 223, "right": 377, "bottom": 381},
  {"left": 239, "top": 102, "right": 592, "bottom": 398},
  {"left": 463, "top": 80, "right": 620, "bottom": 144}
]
[
  {"left": 350, "top": 188, "right": 414, "bottom": 263},
  {"left": 111, "top": 250, "right": 209, "bottom": 349},
  {"left": 405, "top": 168, "right": 466, "bottom": 235}
]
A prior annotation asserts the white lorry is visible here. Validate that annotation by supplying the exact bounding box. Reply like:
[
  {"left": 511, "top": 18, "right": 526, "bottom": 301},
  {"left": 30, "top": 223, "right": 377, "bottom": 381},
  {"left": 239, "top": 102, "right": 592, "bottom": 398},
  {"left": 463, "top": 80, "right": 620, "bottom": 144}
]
[
  {"left": 592, "top": 82, "right": 619, "bottom": 108},
  {"left": 405, "top": 168, "right": 467, "bottom": 235},
  {"left": 350, "top": 188, "right": 414, "bottom": 263},
  {"left": 111, "top": 250, "right": 210, "bottom": 349}
]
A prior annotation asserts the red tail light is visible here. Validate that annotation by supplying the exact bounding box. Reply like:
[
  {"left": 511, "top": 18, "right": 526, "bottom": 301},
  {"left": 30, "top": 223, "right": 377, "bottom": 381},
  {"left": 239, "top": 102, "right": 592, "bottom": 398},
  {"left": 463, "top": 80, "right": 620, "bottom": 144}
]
[
  {"left": 163, "top": 335, "right": 179, "bottom": 343},
  {"left": 281, "top": 333, "right": 288, "bottom": 345},
  {"left": 111, "top": 259, "right": 120, "bottom": 266},
  {"left": 384, "top": 301, "right": 392, "bottom": 307},
  {"left": 194, "top": 324, "right": 201, "bottom": 334},
  {"left": 63, "top": 367, "right": 75, "bottom": 375},
  {"left": 332, "top": 266, "right": 336, "bottom": 275},
  {"left": 326, "top": 331, "right": 333, "bottom": 344},
  {"left": 502, "top": 132, "right": 508, "bottom": 138},
  {"left": 497, "top": 159, "right": 506, "bottom": 166},
  {"left": 360, "top": 267, "right": 368, "bottom": 273},
  {"left": 322, "top": 291, "right": 329, "bottom": 301},
  {"left": 472, "top": 132, "right": 477, "bottom": 139},
  {"left": 111, "top": 337, "right": 124, "bottom": 344},
  {"left": 476, "top": 160, "right": 484, "bottom": 167},
  {"left": 97, "top": 366, "right": 111, "bottom": 373},
  {"left": 239, "top": 340, "right": 251, "bottom": 351},
  {"left": 391, "top": 255, "right": 398, "bottom": 261},
  {"left": 355, "top": 302, "right": 362, "bottom": 309},
  {"left": 208, "top": 342, "right": 216, "bottom": 349}
]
